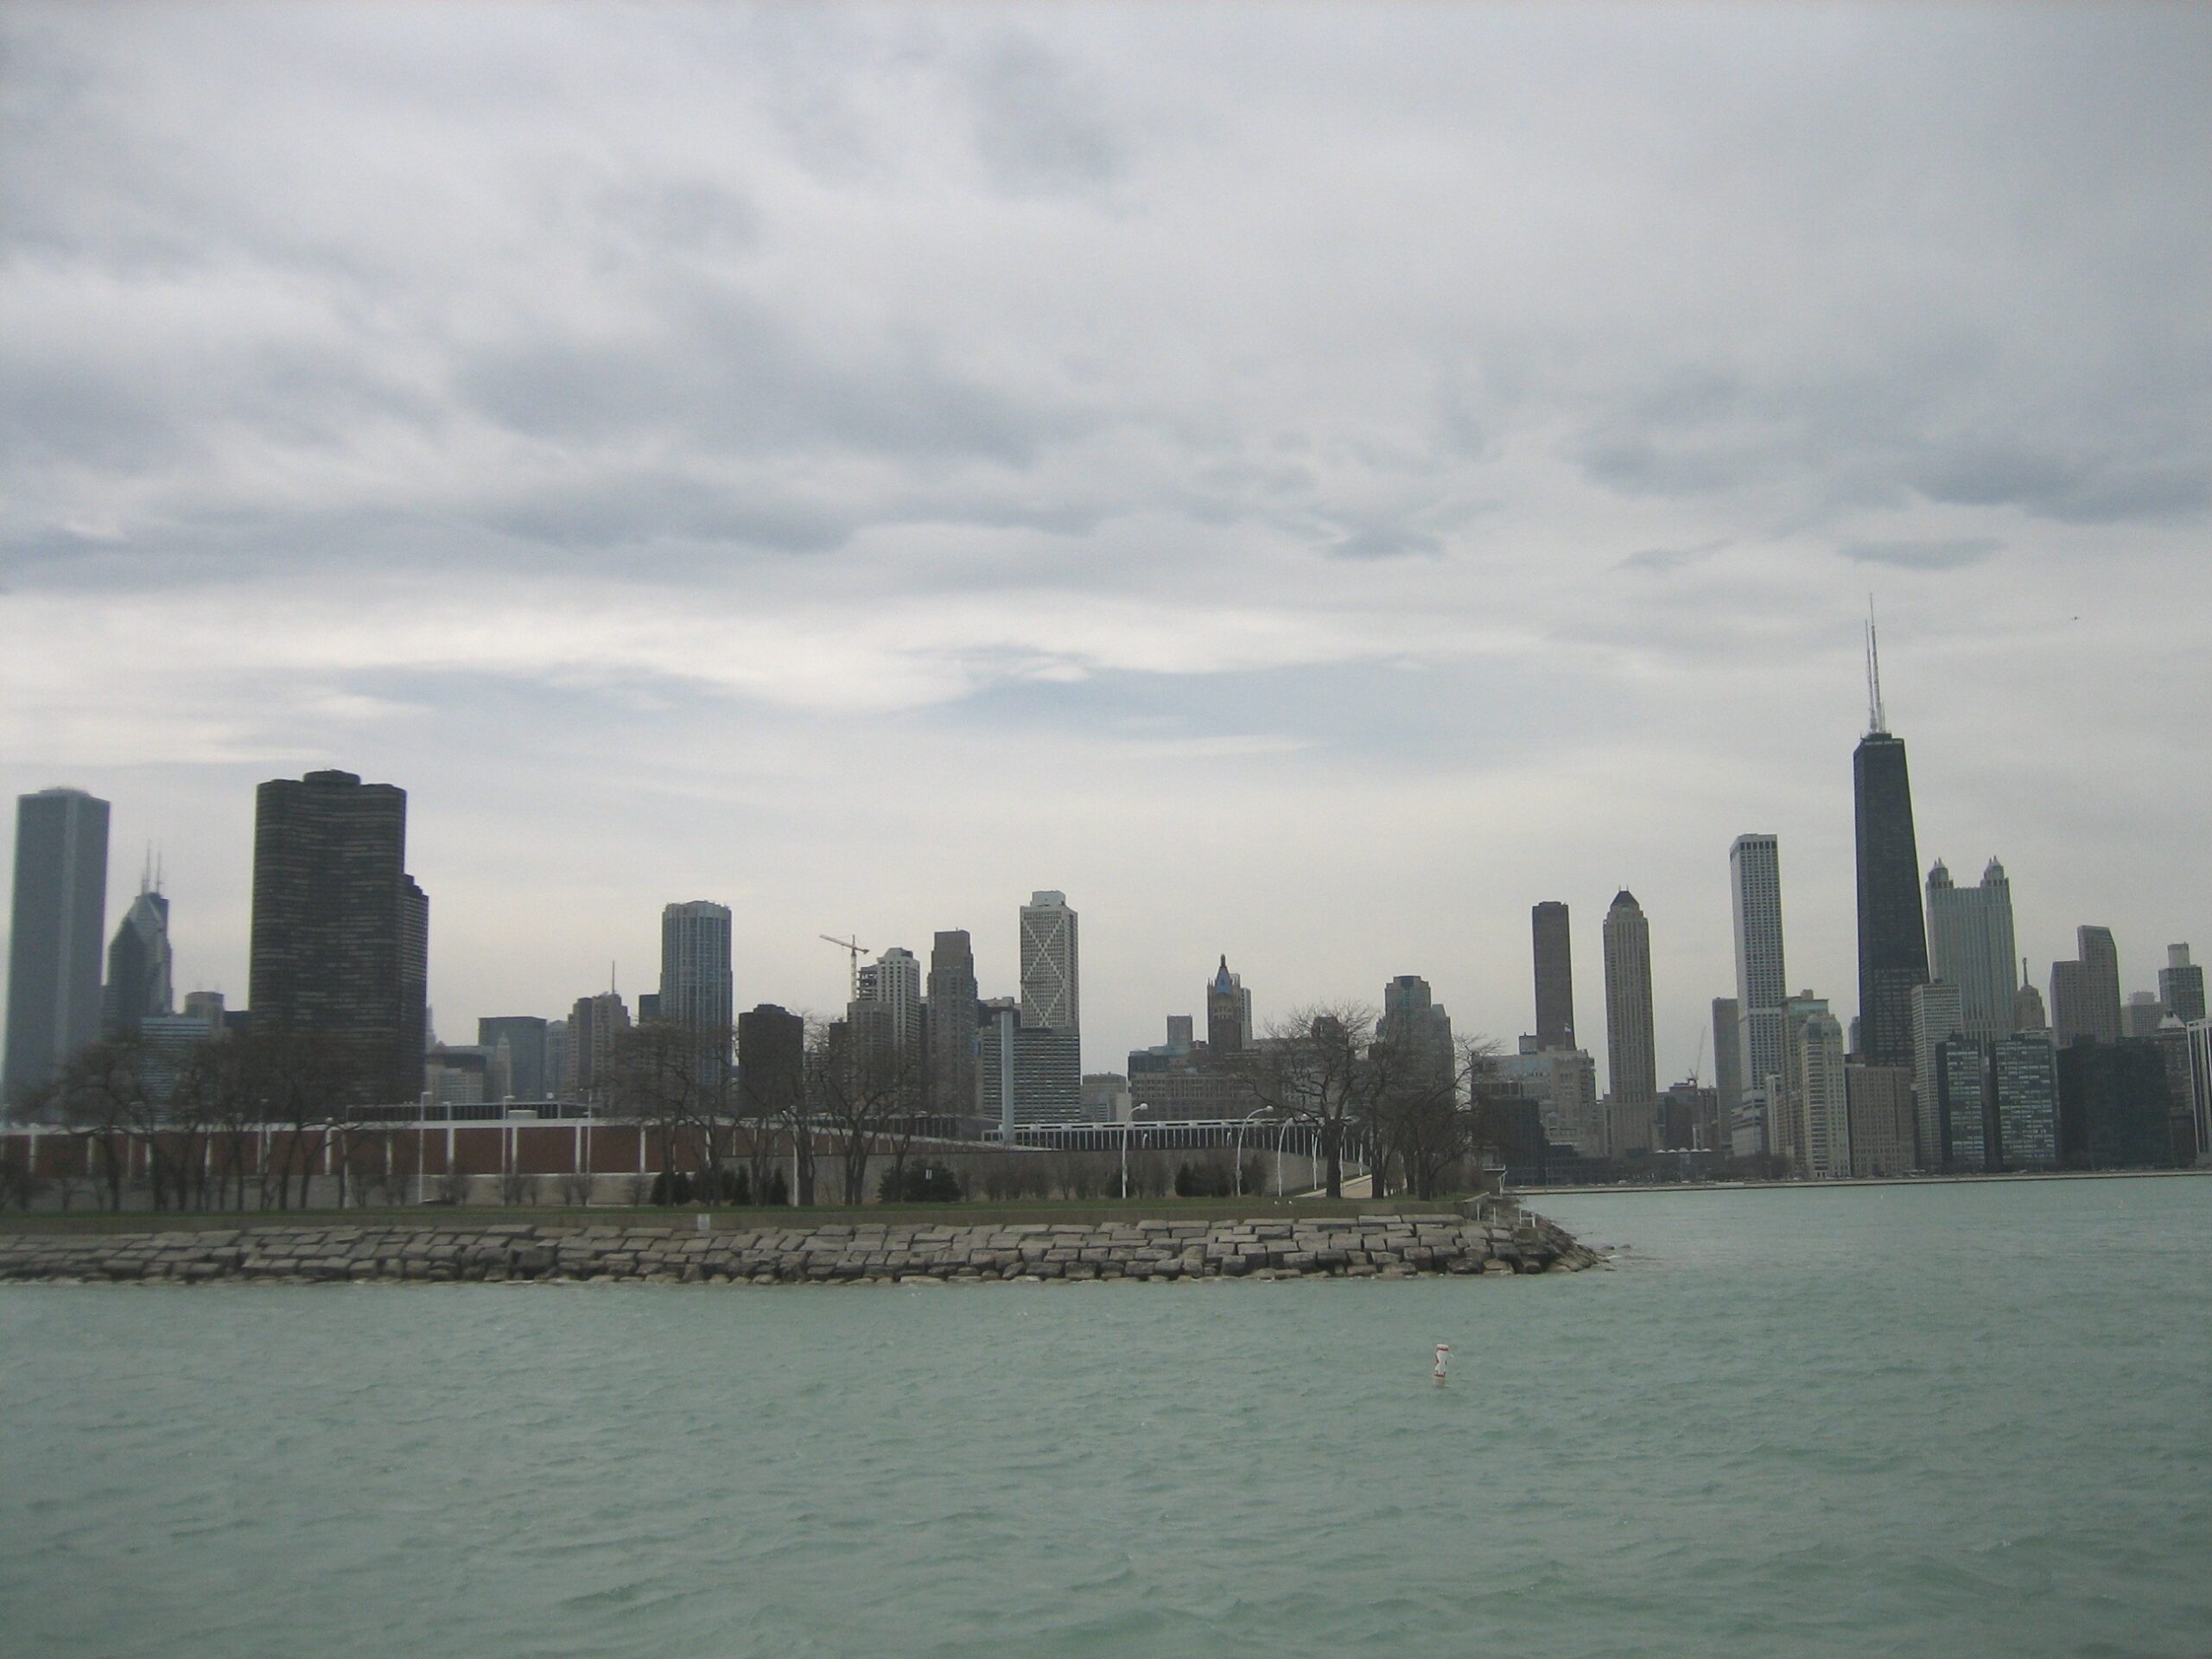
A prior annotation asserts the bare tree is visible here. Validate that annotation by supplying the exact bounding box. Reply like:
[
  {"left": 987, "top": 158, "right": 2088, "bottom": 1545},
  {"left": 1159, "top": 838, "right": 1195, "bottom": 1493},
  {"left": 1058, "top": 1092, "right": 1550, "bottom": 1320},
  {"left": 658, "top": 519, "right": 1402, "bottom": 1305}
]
[
  {"left": 1233, "top": 1003, "right": 1397, "bottom": 1199},
  {"left": 808, "top": 1017, "right": 923, "bottom": 1205},
  {"left": 50, "top": 1039, "right": 149, "bottom": 1211},
  {"left": 607, "top": 1021, "right": 715, "bottom": 1205}
]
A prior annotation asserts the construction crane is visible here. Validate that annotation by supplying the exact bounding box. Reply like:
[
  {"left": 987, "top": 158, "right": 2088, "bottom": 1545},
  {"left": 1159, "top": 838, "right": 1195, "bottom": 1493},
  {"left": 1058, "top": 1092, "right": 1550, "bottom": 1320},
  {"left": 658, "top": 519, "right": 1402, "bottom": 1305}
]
[{"left": 819, "top": 934, "right": 868, "bottom": 1001}]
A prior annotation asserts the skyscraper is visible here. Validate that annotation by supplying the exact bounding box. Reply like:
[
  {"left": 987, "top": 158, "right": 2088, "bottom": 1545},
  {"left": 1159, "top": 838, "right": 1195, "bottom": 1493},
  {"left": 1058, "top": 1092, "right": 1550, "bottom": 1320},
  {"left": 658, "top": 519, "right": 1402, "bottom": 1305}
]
[
  {"left": 659, "top": 900, "right": 734, "bottom": 1033},
  {"left": 1728, "top": 834, "right": 1787, "bottom": 1121},
  {"left": 1853, "top": 624, "right": 1929, "bottom": 1067},
  {"left": 248, "top": 770, "right": 427, "bottom": 1103},
  {"left": 1710, "top": 996, "right": 1742, "bottom": 1131},
  {"left": 1015, "top": 891, "right": 1080, "bottom": 1122},
  {"left": 567, "top": 989, "right": 630, "bottom": 1103},
  {"left": 2050, "top": 926, "right": 2123, "bottom": 1047},
  {"left": 1925, "top": 858, "right": 2018, "bottom": 1044},
  {"left": 925, "top": 931, "right": 979, "bottom": 1118},
  {"left": 4, "top": 787, "right": 111, "bottom": 1107},
  {"left": 102, "top": 870, "right": 174, "bottom": 1038},
  {"left": 1797, "top": 1006, "right": 1852, "bottom": 1178},
  {"left": 2160, "top": 944, "right": 2206, "bottom": 1026},
  {"left": 1909, "top": 979, "right": 1966, "bottom": 1169},
  {"left": 1531, "top": 900, "right": 1574, "bottom": 1051},
  {"left": 2012, "top": 960, "right": 2048, "bottom": 1034},
  {"left": 1601, "top": 890, "right": 1656, "bottom": 1155},
  {"left": 1380, "top": 974, "right": 1454, "bottom": 1088},
  {"left": 1206, "top": 957, "right": 1252, "bottom": 1056},
  {"left": 478, "top": 1015, "right": 550, "bottom": 1101}
]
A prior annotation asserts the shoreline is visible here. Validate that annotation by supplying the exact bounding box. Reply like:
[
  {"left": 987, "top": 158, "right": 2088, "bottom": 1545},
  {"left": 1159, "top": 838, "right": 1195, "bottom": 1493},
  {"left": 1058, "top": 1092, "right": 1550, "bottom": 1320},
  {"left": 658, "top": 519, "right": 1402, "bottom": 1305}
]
[
  {"left": 0, "top": 1211, "right": 1599, "bottom": 1286},
  {"left": 1532, "top": 1166, "right": 2209, "bottom": 1197}
]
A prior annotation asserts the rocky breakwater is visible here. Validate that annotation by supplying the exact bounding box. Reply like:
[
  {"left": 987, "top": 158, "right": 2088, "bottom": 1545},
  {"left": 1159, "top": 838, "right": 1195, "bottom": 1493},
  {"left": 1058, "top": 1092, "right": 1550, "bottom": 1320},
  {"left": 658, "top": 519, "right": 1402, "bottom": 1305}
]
[{"left": 0, "top": 1211, "right": 1599, "bottom": 1286}]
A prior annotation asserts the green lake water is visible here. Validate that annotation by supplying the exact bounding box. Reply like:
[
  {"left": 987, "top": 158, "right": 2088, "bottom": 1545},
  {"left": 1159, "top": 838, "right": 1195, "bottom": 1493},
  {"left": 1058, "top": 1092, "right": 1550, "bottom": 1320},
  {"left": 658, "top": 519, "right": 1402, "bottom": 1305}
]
[{"left": 3, "top": 1176, "right": 2207, "bottom": 1657}]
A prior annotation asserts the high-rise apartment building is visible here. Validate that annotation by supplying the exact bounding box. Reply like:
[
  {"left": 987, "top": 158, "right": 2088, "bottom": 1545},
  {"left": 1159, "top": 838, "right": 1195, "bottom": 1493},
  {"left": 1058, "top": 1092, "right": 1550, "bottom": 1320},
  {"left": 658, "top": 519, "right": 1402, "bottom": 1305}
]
[
  {"left": 2158, "top": 944, "right": 2205, "bottom": 1026},
  {"left": 1206, "top": 957, "right": 1252, "bottom": 1056},
  {"left": 2051, "top": 926, "right": 2124, "bottom": 1047},
  {"left": 248, "top": 770, "right": 427, "bottom": 1104},
  {"left": 925, "top": 931, "right": 980, "bottom": 1118},
  {"left": 1937, "top": 1038, "right": 1989, "bottom": 1170},
  {"left": 102, "top": 874, "right": 174, "bottom": 1038},
  {"left": 735, "top": 1002, "right": 805, "bottom": 1122},
  {"left": 1015, "top": 891, "right": 1080, "bottom": 1121},
  {"left": 976, "top": 997, "right": 1020, "bottom": 1137},
  {"left": 659, "top": 901, "right": 734, "bottom": 1033},
  {"left": 1797, "top": 1006, "right": 1852, "bottom": 1178},
  {"left": 1925, "top": 858, "right": 2018, "bottom": 1044},
  {"left": 1853, "top": 641, "right": 1929, "bottom": 1068},
  {"left": 2124, "top": 993, "right": 2167, "bottom": 1039},
  {"left": 1531, "top": 901, "right": 1575, "bottom": 1050},
  {"left": 1600, "top": 890, "right": 1656, "bottom": 1155},
  {"left": 1846, "top": 1064, "right": 1914, "bottom": 1178},
  {"left": 1728, "top": 834, "right": 1788, "bottom": 1122},
  {"left": 5, "top": 787, "right": 111, "bottom": 1108}
]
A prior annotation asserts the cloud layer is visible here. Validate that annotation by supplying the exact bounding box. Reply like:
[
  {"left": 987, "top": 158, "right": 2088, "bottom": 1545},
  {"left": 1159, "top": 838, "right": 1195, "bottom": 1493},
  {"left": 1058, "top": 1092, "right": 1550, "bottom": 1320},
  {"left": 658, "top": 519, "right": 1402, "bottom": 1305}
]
[{"left": 3, "top": 5, "right": 2208, "bottom": 1081}]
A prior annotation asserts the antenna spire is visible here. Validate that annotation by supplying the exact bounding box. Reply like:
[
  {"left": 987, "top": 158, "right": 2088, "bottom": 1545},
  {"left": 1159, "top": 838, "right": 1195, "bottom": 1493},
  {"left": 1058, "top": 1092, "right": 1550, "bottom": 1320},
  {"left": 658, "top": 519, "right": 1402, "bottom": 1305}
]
[{"left": 1865, "top": 595, "right": 1888, "bottom": 734}]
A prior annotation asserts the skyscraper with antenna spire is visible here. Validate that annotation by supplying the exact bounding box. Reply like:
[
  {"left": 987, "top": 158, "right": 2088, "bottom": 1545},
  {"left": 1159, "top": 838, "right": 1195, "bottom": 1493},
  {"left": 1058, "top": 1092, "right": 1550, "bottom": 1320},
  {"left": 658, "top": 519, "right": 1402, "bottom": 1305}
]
[{"left": 1853, "top": 606, "right": 1929, "bottom": 1067}]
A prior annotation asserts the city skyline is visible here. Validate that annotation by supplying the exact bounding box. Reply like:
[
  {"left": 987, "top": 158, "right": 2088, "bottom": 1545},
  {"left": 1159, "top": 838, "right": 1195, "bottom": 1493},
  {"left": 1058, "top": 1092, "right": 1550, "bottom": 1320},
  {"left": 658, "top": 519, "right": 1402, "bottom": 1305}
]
[{"left": 1, "top": 8, "right": 2206, "bottom": 1083}]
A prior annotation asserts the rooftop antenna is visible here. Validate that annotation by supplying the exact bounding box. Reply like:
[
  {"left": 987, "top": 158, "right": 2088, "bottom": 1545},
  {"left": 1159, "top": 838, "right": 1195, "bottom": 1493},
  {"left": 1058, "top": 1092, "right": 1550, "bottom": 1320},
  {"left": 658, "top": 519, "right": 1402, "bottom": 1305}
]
[{"left": 1864, "top": 594, "right": 1888, "bottom": 735}]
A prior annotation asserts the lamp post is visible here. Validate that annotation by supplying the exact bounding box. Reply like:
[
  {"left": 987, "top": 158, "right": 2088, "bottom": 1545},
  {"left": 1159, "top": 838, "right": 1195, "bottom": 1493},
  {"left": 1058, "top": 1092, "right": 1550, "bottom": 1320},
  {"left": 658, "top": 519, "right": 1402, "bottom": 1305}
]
[{"left": 1234, "top": 1107, "right": 1272, "bottom": 1198}]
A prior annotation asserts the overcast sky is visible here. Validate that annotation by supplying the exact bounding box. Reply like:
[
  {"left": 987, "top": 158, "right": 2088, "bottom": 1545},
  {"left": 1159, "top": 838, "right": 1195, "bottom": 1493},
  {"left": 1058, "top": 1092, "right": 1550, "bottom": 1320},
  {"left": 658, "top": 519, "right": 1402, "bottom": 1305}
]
[{"left": 3, "top": 3, "right": 2207, "bottom": 1089}]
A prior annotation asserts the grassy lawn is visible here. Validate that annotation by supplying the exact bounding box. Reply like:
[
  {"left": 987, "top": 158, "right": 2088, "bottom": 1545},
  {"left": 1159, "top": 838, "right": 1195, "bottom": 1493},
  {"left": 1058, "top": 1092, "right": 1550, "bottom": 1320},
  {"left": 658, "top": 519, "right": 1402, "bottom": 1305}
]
[{"left": 0, "top": 1194, "right": 1474, "bottom": 1236}]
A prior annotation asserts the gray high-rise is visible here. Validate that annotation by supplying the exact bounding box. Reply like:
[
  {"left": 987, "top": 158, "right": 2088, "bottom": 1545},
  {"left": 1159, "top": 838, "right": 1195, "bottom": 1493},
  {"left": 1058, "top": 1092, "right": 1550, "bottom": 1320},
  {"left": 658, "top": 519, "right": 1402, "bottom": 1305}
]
[
  {"left": 5, "top": 787, "right": 111, "bottom": 1108},
  {"left": 2051, "top": 926, "right": 2123, "bottom": 1047},
  {"left": 1729, "top": 834, "right": 1788, "bottom": 1113},
  {"left": 1601, "top": 890, "right": 1656, "bottom": 1155},
  {"left": 659, "top": 900, "right": 734, "bottom": 1032},
  {"left": 925, "top": 931, "right": 979, "bottom": 1117},
  {"left": 1925, "top": 858, "right": 2018, "bottom": 1045},
  {"left": 1015, "top": 891, "right": 1080, "bottom": 1121},
  {"left": 2160, "top": 945, "right": 2206, "bottom": 1026},
  {"left": 1853, "top": 651, "right": 1929, "bottom": 1067},
  {"left": 478, "top": 1015, "right": 550, "bottom": 1101},
  {"left": 102, "top": 874, "right": 174, "bottom": 1038},
  {"left": 1531, "top": 900, "right": 1574, "bottom": 1051},
  {"left": 248, "top": 770, "right": 427, "bottom": 1104}
]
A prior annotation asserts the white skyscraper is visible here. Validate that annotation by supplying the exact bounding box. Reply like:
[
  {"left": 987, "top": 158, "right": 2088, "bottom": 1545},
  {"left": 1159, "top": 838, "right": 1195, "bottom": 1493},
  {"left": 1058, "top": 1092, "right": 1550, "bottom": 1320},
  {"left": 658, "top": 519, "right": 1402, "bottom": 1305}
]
[
  {"left": 855, "top": 945, "right": 924, "bottom": 1057},
  {"left": 1796, "top": 1003, "right": 1852, "bottom": 1179},
  {"left": 1925, "top": 858, "right": 2018, "bottom": 1045},
  {"left": 1729, "top": 834, "right": 1788, "bottom": 1130}
]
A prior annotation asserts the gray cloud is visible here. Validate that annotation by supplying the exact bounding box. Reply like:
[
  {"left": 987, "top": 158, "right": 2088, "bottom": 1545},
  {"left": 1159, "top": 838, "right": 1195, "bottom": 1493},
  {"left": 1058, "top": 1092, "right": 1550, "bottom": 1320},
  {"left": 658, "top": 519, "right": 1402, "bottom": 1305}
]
[
  {"left": 1618, "top": 541, "right": 1728, "bottom": 575},
  {"left": 965, "top": 30, "right": 1126, "bottom": 196},
  {"left": 1838, "top": 537, "right": 2002, "bottom": 572}
]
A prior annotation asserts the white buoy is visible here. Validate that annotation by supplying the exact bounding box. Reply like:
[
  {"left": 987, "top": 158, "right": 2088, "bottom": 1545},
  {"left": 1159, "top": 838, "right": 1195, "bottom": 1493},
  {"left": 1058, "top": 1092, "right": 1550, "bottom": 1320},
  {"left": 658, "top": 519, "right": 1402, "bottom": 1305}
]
[{"left": 1433, "top": 1342, "right": 1450, "bottom": 1385}]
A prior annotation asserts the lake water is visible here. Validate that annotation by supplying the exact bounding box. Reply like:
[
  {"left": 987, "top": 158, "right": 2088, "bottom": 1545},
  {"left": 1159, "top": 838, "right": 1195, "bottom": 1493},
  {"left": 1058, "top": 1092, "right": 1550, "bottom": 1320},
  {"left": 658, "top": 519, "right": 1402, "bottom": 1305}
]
[{"left": 3, "top": 1178, "right": 2208, "bottom": 1658}]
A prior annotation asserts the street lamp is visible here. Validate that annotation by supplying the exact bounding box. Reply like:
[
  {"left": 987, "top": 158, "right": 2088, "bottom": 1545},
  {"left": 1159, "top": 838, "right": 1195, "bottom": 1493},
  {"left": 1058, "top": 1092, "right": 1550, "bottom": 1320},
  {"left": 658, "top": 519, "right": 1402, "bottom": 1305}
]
[{"left": 1234, "top": 1106, "right": 1273, "bottom": 1198}]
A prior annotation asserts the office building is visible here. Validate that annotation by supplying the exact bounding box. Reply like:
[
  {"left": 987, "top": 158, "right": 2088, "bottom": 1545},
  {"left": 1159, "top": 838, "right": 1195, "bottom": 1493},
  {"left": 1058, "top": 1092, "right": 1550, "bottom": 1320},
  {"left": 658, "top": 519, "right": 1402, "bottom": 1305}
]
[
  {"left": 1711, "top": 996, "right": 1742, "bottom": 1133},
  {"left": 1015, "top": 891, "right": 1080, "bottom": 1121},
  {"left": 659, "top": 901, "right": 734, "bottom": 1033},
  {"left": 543, "top": 1019, "right": 569, "bottom": 1103},
  {"left": 2051, "top": 926, "right": 2124, "bottom": 1047},
  {"left": 478, "top": 1016, "right": 550, "bottom": 1102},
  {"left": 1499, "top": 1040, "right": 1602, "bottom": 1154},
  {"left": 1729, "top": 834, "right": 1789, "bottom": 1125},
  {"left": 248, "top": 770, "right": 427, "bottom": 1103},
  {"left": 1531, "top": 901, "right": 1575, "bottom": 1051},
  {"left": 1853, "top": 635, "right": 1930, "bottom": 1068},
  {"left": 1909, "top": 980, "right": 1966, "bottom": 1170},
  {"left": 2013, "top": 962, "right": 2048, "bottom": 1034},
  {"left": 2124, "top": 993, "right": 2167, "bottom": 1040},
  {"left": 2159, "top": 945, "right": 2205, "bottom": 1026},
  {"left": 1992, "top": 1035, "right": 2058, "bottom": 1170},
  {"left": 855, "top": 945, "right": 922, "bottom": 1057},
  {"left": 736, "top": 1003, "right": 805, "bottom": 1122},
  {"left": 1380, "top": 974, "right": 1454, "bottom": 1089},
  {"left": 925, "top": 931, "right": 980, "bottom": 1118},
  {"left": 2057, "top": 1041, "right": 2173, "bottom": 1169},
  {"left": 1206, "top": 956, "right": 1252, "bottom": 1056},
  {"left": 102, "top": 874, "right": 174, "bottom": 1038},
  {"left": 1847, "top": 1064, "right": 1915, "bottom": 1178},
  {"left": 1601, "top": 891, "right": 1657, "bottom": 1156},
  {"left": 5, "top": 787, "right": 111, "bottom": 1108},
  {"left": 567, "top": 989, "right": 630, "bottom": 1103},
  {"left": 1925, "top": 858, "right": 2018, "bottom": 1044},
  {"left": 976, "top": 997, "right": 1020, "bottom": 1137},
  {"left": 1937, "top": 1038, "right": 1989, "bottom": 1171},
  {"left": 2186, "top": 1020, "right": 2212, "bottom": 1166}
]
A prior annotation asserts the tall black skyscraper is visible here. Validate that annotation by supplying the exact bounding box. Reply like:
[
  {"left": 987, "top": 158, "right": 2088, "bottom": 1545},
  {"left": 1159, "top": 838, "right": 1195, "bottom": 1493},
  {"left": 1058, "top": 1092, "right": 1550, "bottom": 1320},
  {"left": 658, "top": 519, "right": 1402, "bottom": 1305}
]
[
  {"left": 248, "top": 769, "right": 428, "bottom": 1103},
  {"left": 1531, "top": 900, "right": 1574, "bottom": 1050},
  {"left": 4, "top": 787, "right": 111, "bottom": 1107},
  {"left": 925, "top": 931, "right": 979, "bottom": 1118},
  {"left": 1853, "top": 620, "right": 1929, "bottom": 1068}
]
